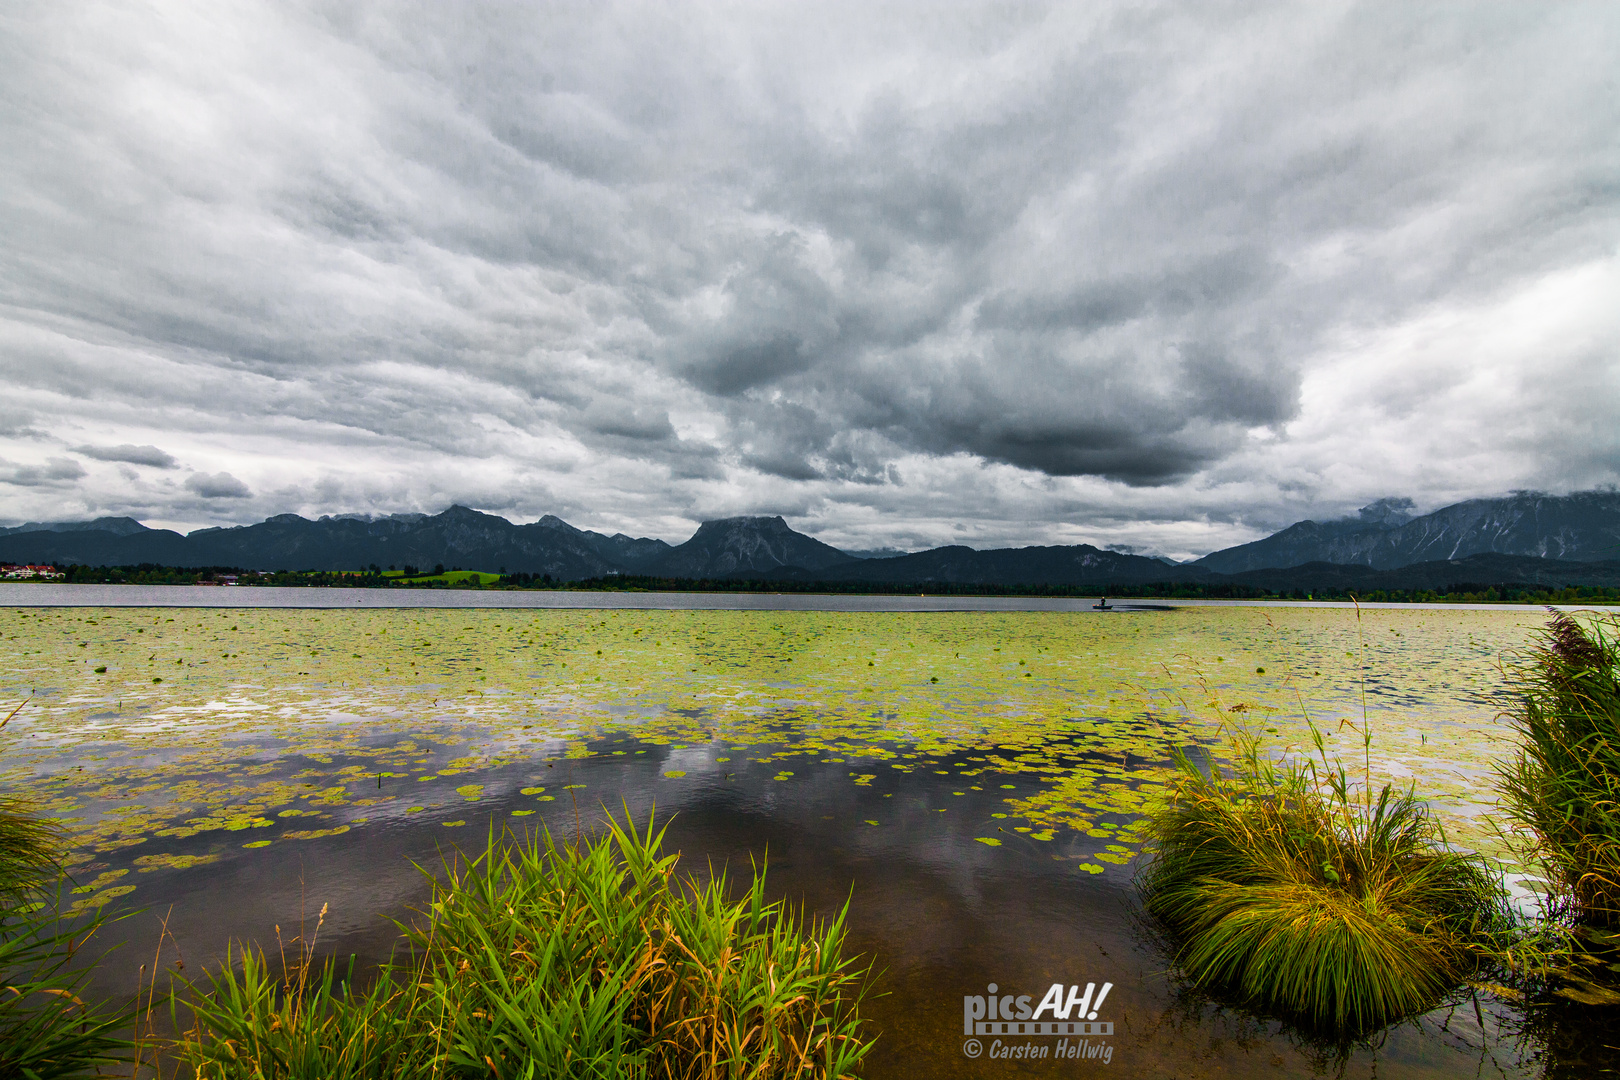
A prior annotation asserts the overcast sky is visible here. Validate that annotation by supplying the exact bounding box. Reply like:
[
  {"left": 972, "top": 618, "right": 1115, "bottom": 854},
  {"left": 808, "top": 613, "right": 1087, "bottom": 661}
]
[{"left": 2, "top": 2, "right": 1616, "bottom": 557}]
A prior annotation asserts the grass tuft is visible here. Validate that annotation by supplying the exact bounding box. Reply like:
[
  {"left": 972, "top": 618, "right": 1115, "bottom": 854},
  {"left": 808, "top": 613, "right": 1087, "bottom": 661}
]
[{"left": 1141, "top": 719, "right": 1508, "bottom": 1035}]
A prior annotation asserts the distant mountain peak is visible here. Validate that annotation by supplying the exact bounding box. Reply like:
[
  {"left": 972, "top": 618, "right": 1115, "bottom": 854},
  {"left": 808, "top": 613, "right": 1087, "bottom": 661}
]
[
  {"left": 1353, "top": 497, "right": 1415, "bottom": 529},
  {"left": 690, "top": 514, "right": 792, "bottom": 534},
  {"left": 643, "top": 515, "right": 854, "bottom": 577},
  {"left": 0, "top": 516, "right": 151, "bottom": 538}
]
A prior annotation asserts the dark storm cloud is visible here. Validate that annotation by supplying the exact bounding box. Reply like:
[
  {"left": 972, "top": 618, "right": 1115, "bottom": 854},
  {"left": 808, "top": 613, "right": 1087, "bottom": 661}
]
[
  {"left": 581, "top": 401, "right": 675, "bottom": 443},
  {"left": 687, "top": 333, "right": 813, "bottom": 397},
  {"left": 75, "top": 444, "right": 179, "bottom": 468},
  {"left": 0, "top": 2, "right": 1615, "bottom": 551},
  {"left": 185, "top": 472, "right": 253, "bottom": 499},
  {"left": 3, "top": 457, "right": 85, "bottom": 487}
]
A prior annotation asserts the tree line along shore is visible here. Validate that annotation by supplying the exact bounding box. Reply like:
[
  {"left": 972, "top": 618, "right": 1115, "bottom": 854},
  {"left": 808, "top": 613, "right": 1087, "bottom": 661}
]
[{"left": 12, "top": 562, "right": 1620, "bottom": 605}]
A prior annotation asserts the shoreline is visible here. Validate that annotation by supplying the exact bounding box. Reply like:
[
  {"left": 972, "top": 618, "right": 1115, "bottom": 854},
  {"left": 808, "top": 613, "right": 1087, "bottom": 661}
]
[{"left": 4, "top": 581, "right": 1619, "bottom": 611}]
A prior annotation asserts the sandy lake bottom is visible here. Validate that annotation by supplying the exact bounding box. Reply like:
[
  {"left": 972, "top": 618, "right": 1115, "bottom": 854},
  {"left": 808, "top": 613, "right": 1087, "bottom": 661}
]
[{"left": 1, "top": 601, "right": 1612, "bottom": 1078}]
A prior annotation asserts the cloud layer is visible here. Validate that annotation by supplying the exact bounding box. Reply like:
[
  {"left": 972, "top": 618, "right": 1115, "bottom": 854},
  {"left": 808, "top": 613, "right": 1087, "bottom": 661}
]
[
  {"left": 76, "top": 444, "right": 178, "bottom": 468},
  {"left": 1, "top": 1, "right": 1616, "bottom": 556}
]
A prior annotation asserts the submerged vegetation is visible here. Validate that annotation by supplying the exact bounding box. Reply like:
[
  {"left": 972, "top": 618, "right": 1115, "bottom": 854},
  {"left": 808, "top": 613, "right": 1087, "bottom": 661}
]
[
  {"left": 1141, "top": 719, "right": 1509, "bottom": 1035},
  {"left": 173, "top": 814, "right": 874, "bottom": 1079},
  {"left": 0, "top": 605, "right": 1539, "bottom": 907}
]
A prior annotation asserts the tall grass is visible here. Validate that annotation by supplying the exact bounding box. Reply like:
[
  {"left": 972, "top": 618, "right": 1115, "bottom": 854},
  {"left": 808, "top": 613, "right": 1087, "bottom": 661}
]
[
  {"left": 1140, "top": 720, "right": 1508, "bottom": 1035},
  {"left": 0, "top": 879, "right": 136, "bottom": 1079},
  {"left": 172, "top": 812, "right": 875, "bottom": 1079},
  {"left": 1496, "top": 610, "right": 1620, "bottom": 927},
  {"left": 0, "top": 796, "right": 62, "bottom": 902},
  {"left": 172, "top": 928, "right": 436, "bottom": 1080},
  {"left": 1, "top": 699, "right": 60, "bottom": 901},
  {"left": 2, "top": 699, "right": 134, "bottom": 1078}
]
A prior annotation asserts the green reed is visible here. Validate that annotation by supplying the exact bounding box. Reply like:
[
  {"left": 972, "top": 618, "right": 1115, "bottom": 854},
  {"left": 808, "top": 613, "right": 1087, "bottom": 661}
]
[
  {"left": 1140, "top": 718, "right": 1509, "bottom": 1036},
  {"left": 171, "top": 929, "right": 436, "bottom": 1080},
  {"left": 1490, "top": 610, "right": 1620, "bottom": 1005},
  {"left": 1, "top": 699, "right": 60, "bottom": 902},
  {"left": 171, "top": 811, "right": 875, "bottom": 1079},
  {"left": 1, "top": 801, "right": 61, "bottom": 903},
  {"left": 1497, "top": 611, "right": 1620, "bottom": 927},
  {"left": 2, "top": 692, "right": 135, "bottom": 1078},
  {"left": 3, "top": 790, "right": 134, "bottom": 1074},
  {"left": 0, "top": 883, "right": 137, "bottom": 1080}
]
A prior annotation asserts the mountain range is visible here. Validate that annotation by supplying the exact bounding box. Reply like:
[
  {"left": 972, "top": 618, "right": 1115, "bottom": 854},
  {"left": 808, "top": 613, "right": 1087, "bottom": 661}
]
[
  {"left": 3, "top": 489, "right": 1619, "bottom": 590},
  {"left": 1193, "top": 491, "right": 1620, "bottom": 573}
]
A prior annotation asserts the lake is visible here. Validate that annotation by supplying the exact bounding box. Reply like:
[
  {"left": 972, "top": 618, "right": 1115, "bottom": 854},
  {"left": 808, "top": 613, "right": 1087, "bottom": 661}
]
[
  {"left": 0, "top": 581, "right": 1566, "bottom": 611},
  {"left": 1, "top": 593, "right": 1610, "bottom": 1077}
]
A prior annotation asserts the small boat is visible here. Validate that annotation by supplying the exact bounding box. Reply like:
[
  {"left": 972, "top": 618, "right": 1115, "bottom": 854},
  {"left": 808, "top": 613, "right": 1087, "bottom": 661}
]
[{"left": 1093, "top": 596, "right": 1112, "bottom": 610}]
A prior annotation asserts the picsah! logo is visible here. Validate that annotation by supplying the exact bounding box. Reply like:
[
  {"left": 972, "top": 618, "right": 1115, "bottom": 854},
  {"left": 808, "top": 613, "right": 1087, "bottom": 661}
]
[{"left": 960, "top": 979, "right": 1115, "bottom": 1064}]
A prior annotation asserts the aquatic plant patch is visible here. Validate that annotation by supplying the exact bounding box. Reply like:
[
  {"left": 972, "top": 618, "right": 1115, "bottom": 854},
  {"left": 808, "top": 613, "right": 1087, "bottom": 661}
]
[
  {"left": 171, "top": 815, "right": 874, "bottom": 1080},
  {"left": 0, "top": 606, "right": 1546, "bottom": 910},
  {"left": 1140, "top": 720, "right": 1510, "bottom": 1034}
]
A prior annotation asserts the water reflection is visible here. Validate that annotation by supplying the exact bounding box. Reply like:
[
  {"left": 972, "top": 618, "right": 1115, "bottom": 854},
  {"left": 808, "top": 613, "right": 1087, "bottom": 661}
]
[{"left": 80, "top": 733, "right": 1579, "bottom": 1079}]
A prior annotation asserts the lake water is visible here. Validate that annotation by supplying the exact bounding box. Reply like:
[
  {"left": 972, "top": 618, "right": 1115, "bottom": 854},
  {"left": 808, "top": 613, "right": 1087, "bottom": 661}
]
[
  {"left": 1, "top": 595, "right": 1610, "bottom": 1077},
  {"left": 0, "top": 581, "right": 1589, "bottom": 612}
]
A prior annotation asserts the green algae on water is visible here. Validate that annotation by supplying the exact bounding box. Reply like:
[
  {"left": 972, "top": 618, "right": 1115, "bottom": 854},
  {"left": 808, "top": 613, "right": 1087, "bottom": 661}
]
[{"left": 0, "top": 605, "right": 1548, "bottom": 906}]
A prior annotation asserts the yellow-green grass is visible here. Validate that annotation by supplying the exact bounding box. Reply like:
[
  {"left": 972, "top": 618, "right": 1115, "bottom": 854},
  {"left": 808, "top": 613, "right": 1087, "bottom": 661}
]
[
  {"left": 1140, "top": 721, "right": 1509, "bottom": 1035},
  {"left": 172, "top": 813, "right": 874, "bottom": 1079}
]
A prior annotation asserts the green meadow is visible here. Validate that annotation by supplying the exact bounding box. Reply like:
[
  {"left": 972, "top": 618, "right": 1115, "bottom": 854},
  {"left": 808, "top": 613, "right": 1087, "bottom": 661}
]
[
  {"left": 1, "top": 604, "right": 1544, "bottom": 912},
  {"left": 380, "top": 569, "right": 504, "bottom": 585}
]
